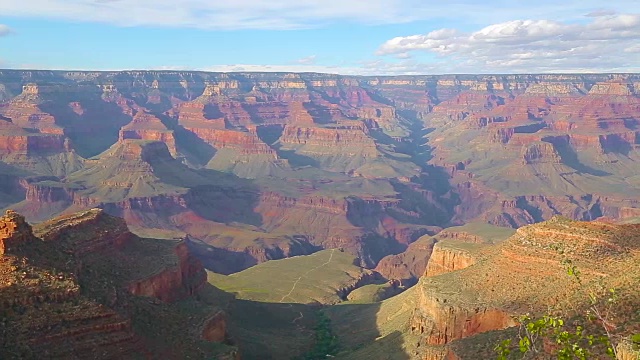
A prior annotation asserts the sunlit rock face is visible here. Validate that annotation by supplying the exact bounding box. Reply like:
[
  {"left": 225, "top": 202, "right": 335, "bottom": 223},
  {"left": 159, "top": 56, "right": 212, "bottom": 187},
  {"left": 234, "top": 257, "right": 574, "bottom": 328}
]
[{"left": 1, "top": 70, "right": 640, "bottom": 276}]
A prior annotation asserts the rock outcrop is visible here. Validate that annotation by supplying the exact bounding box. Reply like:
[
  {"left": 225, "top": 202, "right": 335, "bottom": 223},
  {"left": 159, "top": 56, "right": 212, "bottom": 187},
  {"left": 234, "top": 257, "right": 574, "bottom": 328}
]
[
  {"left": 0, "top": 84, "right": 64, "bottom": 135},
  {"left": 35, "top": 208, "right": 132, "bottom": 255},
  {"left": 279, "top": 124, "right": 376, "bottom": 152},
  {"left": 119, "top": 111, "right": 177, "bottom": 156},
  {"left": 0, "top": 210, "right": 142, "bottom": 358},
  {"left": 0, "top": 210, "right": 33, "bottom": 254},
  {"left": 0, "top": 209, "right": 238, "bottom": 359},
  {"left": 409, "top": 217, "right": 640, "bottom": 358},
  {"left": 410, "top": 289, "right": 516, "bottom": 345},
  {"left": 520, "top": 141, "right": 562, "bottom": 164},
  {"left": 423, "top": 242, "right": 477, "bottom": 277},
  {"left": 127, "top": 241, "right": 206, "bottom": 302},
  {"left": 375, "top": 235, "right": 437, "bottom": 286},
  {"left": 189, "top": 127, "right": 276, "bottom": 155},
  {"left": 0, "top": 119, "right": 70, "bottom": 156},
  {"left": 200, "top": 310, "right": 228, "bottom": 343}
]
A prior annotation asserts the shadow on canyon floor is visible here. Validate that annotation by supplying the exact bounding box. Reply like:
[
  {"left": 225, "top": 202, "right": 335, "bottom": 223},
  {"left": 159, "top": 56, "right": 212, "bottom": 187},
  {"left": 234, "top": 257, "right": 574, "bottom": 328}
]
[
  {"left": 326, "top": 301, "right": 411, "bottom": 360},
  {"left": 153, "top": 110, "right": 220, "bottom": 166},
  {"left": 551, "top": 140, "right": 612, "bottom": 176},
  {"left": 200, "top": 283, "right": 409, "bottom": 360},
  {"left": 42, "top": 94, "right": 134, "bottom": 158},
  {"left": 186, "top": 236, "right": 321, "bottom": 275},
  {"left": 185, "top": 183, "right": 263, "bottom": 227}
]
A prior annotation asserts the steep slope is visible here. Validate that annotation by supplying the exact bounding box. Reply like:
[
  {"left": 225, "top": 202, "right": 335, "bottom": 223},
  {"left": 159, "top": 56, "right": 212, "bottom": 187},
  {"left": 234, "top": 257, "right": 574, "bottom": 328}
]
[
  {"left": 375, "top": 222, "right": 514, "bottom": 286},
  {"left": 327, "top": 286, "right": 424, "bottom": 359},
  {"left": 277, "top": 122, "right": 419, "bottom": 178},
  {"left": 422, "top": 77, "right": 640, "bottom": 227},
  {"left": 203, "top": 127, "right": 289, "bottom": 178},
  {"left": 0, "top": 84, "right": 84, "bottom": 177},
  {"left": 119, "top": 110, "right": 177, "bottom": 156},
  {"left": 331, "top": 217, "right": 640, "bottom": 359},
  {"left": 0, "top": 162, "right": 29, "bottom": 210},
  {"left": 0, "top": 208, "right": 238, "bottom": 359}
]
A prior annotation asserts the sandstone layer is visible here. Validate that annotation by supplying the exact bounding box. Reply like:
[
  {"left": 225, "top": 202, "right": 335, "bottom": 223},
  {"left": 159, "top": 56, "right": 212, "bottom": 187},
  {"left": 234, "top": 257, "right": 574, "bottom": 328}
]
[{"left": 1, "top": 71, "right": 640, "bottom": 276}]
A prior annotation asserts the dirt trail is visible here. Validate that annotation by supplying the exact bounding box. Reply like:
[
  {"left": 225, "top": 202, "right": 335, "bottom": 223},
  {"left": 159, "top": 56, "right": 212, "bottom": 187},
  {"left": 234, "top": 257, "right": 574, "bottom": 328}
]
[{"left": 279, "top": 249, "right": 336, "bottom": 303}]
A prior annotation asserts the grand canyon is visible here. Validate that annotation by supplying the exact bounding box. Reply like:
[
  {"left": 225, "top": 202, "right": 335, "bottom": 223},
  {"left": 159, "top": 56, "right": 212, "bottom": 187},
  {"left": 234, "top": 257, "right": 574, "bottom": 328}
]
[{"left": 1, "top": 70, "right": 639, "bottom": 359}]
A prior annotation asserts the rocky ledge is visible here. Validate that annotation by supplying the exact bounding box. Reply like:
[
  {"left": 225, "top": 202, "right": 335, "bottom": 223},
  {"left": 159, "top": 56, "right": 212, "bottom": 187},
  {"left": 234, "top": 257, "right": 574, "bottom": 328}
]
[{"left": 0, "top": 209, "right": 238, "bottom": 358}]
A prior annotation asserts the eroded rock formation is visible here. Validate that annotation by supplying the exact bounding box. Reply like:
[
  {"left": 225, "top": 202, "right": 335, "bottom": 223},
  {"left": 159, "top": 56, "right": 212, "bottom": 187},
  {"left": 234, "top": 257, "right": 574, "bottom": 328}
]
[
  {"left": 408, "top": 217, "right": 640, "bottom": 358},
  {"left": 0, "top": 209, "right": 238, "bottom": 358},
  {"left": 0, "top": 210, "right": 33, "bottom": 254},
  {"left": 423, "top": 242, "right": 477, "bottom": 277},
  {"left": 1, "top": 70, "right": 640, "bottom": 278}
]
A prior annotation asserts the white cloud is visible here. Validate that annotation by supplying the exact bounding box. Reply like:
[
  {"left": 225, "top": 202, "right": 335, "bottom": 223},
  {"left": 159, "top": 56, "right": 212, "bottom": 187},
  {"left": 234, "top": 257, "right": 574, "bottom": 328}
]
[
  {"left": 377, "top": 13, "right": 640, "bottom": 73},
  {"left": 1, "top": 1, "right": 640, "bottom": 30},
  {"left": 585, "top": 9, "right": 618, "bottom": 17},
  {"left": 395, "top": 53, "right": 412, "bottom": 59},
  {"left": 0, "top": 24, "right": 12, "bottom": 36},
  {"left": 296, "top": 55, "right": 317, "bottom": 65}
]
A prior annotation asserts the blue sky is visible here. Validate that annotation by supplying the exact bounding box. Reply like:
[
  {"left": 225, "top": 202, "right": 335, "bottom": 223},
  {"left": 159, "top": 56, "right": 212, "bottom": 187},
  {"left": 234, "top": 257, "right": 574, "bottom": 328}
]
[{"left": 1, "top": 1, "right": 639, "bottom": 74}]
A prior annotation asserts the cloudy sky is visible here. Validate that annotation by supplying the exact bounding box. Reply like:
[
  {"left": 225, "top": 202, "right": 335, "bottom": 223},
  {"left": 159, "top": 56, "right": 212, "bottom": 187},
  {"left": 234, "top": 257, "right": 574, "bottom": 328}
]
[{"left": 0, "top": 0, "right": 639, "bottom": 74}]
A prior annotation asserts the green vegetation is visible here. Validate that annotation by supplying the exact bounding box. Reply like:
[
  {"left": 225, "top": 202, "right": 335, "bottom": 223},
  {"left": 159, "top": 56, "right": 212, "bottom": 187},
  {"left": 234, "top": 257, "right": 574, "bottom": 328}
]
[
  {"left": 208, "top": 249, "right": 368, "bottom": 304},
  {"left": 298, "top": 312, "right": 340, "bottom": 360},
  {"left": 495, "top": 250, "right": 640, "bottom": 360},
  {"left": 327, "top": 287, "right": 421, "bottom": 360},
  {"left": 346, "top": 283, "right": 402, "bottom": 304}
]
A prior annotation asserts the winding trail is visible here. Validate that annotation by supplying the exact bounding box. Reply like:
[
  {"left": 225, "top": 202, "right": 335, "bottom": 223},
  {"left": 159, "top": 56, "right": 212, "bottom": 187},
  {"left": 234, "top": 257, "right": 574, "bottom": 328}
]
[
  {"left": 292, "top": 312, "right": 304, "bottom": 324},
  {"left": 279, "top": 249, "right": 336, "bottom": 303}
]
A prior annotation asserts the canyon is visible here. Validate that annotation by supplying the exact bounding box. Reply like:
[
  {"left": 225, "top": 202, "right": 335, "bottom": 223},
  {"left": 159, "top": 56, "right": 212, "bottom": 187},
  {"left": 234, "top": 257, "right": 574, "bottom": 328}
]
[
  {"left": 3, "top": 207, "right": 638, "bottom": 359},
  {"left": 1, "top": 70, "right": 639, "bottom": 358},
  {"left": 1, "top": 71, "right": 638, "bottom": 276}
]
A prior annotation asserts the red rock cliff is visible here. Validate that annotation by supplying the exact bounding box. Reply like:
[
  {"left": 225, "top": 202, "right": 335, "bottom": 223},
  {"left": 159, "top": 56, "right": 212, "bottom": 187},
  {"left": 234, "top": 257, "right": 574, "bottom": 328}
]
[
  {"left": 279, "top": 124, "right": 378, "bottom": 156},
  {"left": 0, "top": 210, "right": 34, "bottom": 255},
  {"left": 424, "top": 242, "right": 477, "bottom": 277},
  {"left": 186, "top": 126, "right": 276, "bottom": 155},
  {"left": 410, "top": 282, "right": 516, "bottom": 345},
  {"left": 119, "top": 111, "right": 177, "bottom": 156},
  {"left": 127, "top": 241, "right": 207, "bottom": 303},
  {"left": 0, "top": 84, "right": 64, "bottom": 135}
]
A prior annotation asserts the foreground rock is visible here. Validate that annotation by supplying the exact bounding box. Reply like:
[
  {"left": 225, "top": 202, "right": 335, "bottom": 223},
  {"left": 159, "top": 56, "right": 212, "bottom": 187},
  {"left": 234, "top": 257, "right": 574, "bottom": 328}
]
[
  {"left": 0, "top": 209, "right": 238, "bottom": 359},
  {"left": 330, "top": 217, "right": 640, "bottom": 360}
]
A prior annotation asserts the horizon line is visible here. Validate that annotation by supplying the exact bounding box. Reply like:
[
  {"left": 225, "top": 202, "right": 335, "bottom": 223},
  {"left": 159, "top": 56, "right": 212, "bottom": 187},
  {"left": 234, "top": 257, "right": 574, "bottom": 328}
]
[{"left": 2, "top": 68, "right": 640, "bottom": 77}]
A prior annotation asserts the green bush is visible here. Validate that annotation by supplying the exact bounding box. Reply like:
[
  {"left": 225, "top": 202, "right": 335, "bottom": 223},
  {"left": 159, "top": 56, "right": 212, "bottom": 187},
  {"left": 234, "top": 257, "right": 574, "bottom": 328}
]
[{"left": 299, "top": 311, "right": 339, "bottom": 360}]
